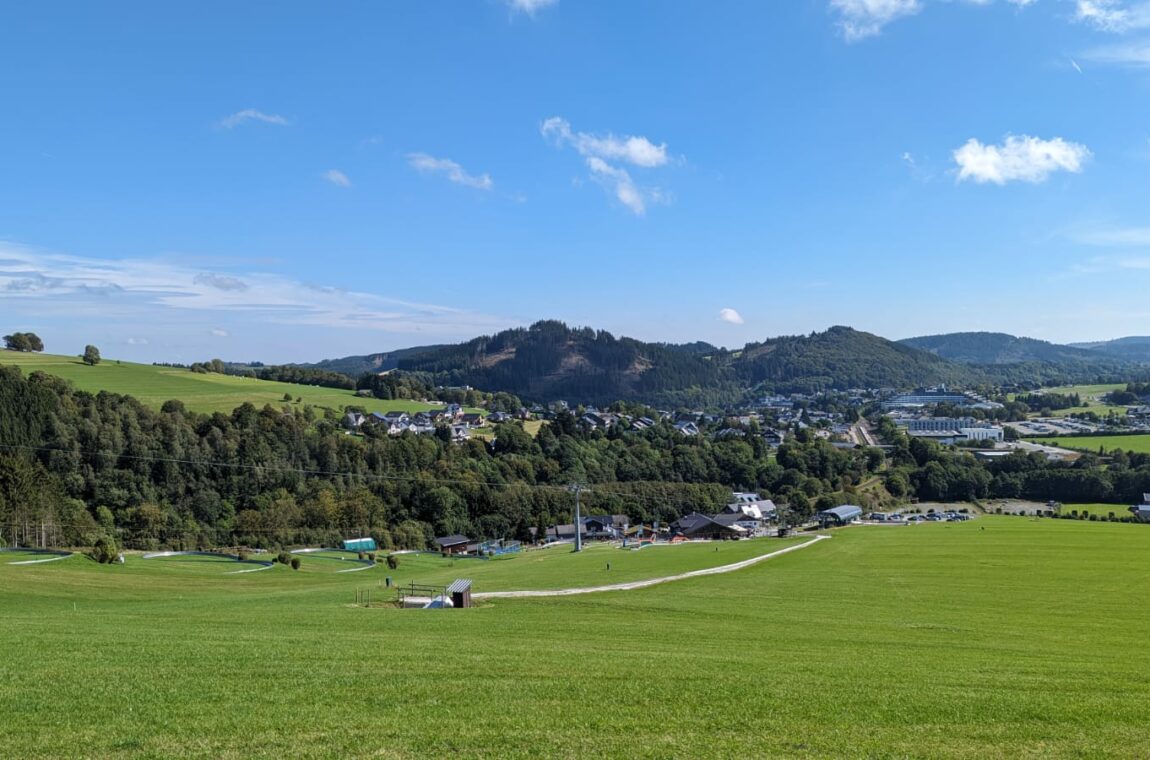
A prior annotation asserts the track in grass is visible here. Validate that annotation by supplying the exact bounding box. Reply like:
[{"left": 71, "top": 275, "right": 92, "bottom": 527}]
[
  {"left": 6, "top": 519, "right": 1150, "bottom": 757},
  {"left": 141, "top": 550, "right": 274, "bottom": 574},
  {"left": 290, "top": 548, "right": 377, "bottom": 573},
  {"left": 1, "top": 548, "right": 74, "bottom": 565}
]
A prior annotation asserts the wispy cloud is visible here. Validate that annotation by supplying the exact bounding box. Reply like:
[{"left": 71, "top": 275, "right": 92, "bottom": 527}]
[
  {"left": 217, "top": 109, "right": 290, "bottom": 129},
  {"left": 1074, "top": 0, "right": 1150, "bottom": 32},
  {"left": 209, "top": 328, "right": 229, "bottom": 338},
  {"left": 0, "top": 241, "right": 514, "bottom": 338},
  {"left": 953, "top": 135, "right": 1091, "bottom": 184},
  {"left": 193, "top": 272, "right": 248, "bottom": 292},
  {"left": 827, "top": 0, "right": 1043, "bottom": 42},
  {"left": 506, "top": 0, "right": 557, "bottom": 16},
  {"left": 718, "top": 308, "right": 745, "bottom": 325},
  {"left": 406, "top": 153, "right": 493, "bottom": 190},
  {"left": 1067, "top": 254, "right": 1150, "bottom": 276},
  {"left": 541, "top": 117, "right": 668, "bottom": 168},
  {"left": 541, "top": 117, "right": 673, "bottom": 215},
  {"left": 1081, "top": 39, "right": 1150, "bottom": 66},
  {"left": 829, "top": 0, "right": 922, "bottom": 41},
  {"left": 323, "top": 169, "right": 352, "bottom": 188},
  {"left": 1070, "top": 225, "right": 1150, "bottom": 246}
]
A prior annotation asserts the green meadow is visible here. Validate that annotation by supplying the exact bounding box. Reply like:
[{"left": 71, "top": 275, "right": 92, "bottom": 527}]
[
  {"left": 4, "top": 518, "right": 1150, "bottom": 758},
  {"left": 0, "top": 351, "right": 467, "bottom": 416},
  {"left": 1025, "top": 433, "right": 1150, "bottom": 455},
  {"left": 1020, "top": 383, "right": 1130, "bottom": 418}
]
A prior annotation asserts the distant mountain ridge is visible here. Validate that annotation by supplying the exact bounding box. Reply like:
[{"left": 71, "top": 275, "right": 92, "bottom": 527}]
[
  {"left": 1069, "top": 336, "right": 1150, "bottom": 363},
  {"left": 295, "top": 344, "right": 448, "bottom": 378},
  {"left": 898, "top": 332, "right": 1106, "bottom": 365},
  {"left": 304, "top": 323, "right": 1146, "bottom": 407}
]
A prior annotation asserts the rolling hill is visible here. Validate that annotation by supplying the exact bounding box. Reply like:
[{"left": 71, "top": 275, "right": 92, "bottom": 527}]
[
  {"left": 0, "top": 351, "right": 457, "bottom": 416},
  {"left": 1070, "top": 336, "right": 1150, "bottom": 363},
  {"left": 899, "top": 332, "right": 1105, "bottom": 365},
  {"left": 377, "top": 321, "right": 983, "bottom": 405}
]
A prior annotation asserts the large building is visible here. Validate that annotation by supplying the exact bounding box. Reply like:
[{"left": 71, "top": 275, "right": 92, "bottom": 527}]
[
  {"left": 891, "top": 415, "right": 1005, "bottom": 443},
  {"left": 882, "top": 386, "right": 1003, "bottom": 411}
]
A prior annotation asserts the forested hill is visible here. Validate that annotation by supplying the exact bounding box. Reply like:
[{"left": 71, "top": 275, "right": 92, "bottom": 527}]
[
  {"left": 296, "top": 344, "right": 447, "bottom": 377},
  {"left": 1070, "top": 336, "right": 1150, "bottom": 363},
  {"left": 396, "top": 320, "right": 740, "bottom": 408},
  {"left": 310, "top": 323, "right": 1141, "bottom": 407},
  {"left": 392, "top": 322, "right": 980, "bottom": 405},
  {"left": 900, "top": 332, "right": 1117, "bottom": 366},
  {"left": 899, "top": 332, "right": 1142, "bottom": 387},
  {"left": 737, "top": 326, "right": 975, "bottom": 391}
]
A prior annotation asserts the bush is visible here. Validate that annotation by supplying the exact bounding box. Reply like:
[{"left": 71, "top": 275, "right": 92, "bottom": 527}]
[
  {"left": 277, "top": 551, "right": 292, "bottom": 565},
  {"left": 237, "top": 549, "right": 250, "bottom": 561},
  {"left": 90, "top": 533, "right": 120, "bottom": 564},
  {"left": 386, "top": 554, "right": 399, "bottom": 570},
  {"left": 290, "top": 557, "right": 301, "bottom": 570}
]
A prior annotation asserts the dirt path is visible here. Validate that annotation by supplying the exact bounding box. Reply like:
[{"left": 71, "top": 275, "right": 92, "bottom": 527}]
[{"left": 473, "top": 534, "right": 831, "bottom": 599}]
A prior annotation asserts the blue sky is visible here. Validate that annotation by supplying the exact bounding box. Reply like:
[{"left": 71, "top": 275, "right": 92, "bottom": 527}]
[{"left": 2, "top": 0, "right": 1150, "bottom": 363}]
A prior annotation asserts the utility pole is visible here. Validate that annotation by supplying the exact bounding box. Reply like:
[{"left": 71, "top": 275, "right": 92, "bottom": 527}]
[{"left": 569, "top": 483, "right": 588, "bottom": 552}]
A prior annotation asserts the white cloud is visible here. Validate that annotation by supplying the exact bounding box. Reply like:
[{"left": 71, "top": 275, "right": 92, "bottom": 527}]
[
  {"left": 1070, "top": 58, "right": 1084, "bottom": 73},
  {"left": 1081, "top": 40, "right": 1150, "bottom": 65},
  {"left": 541, "top": 117, "right": 668, "bottom": 167},
  {"left": 0, "top": 241, "right": 514, "bottom": 338},
  {"left": 953, "top": 135, "right": 1091, "bottom": 184},
  {"left": 506, "top": 0, "right": 557, "bottom": 15},
  {"left": 210, "top": 329, "right": 229, "bottom": 338},
  {"left": 541, "top": 117, "right": 673, "bottom": 215},
  {"left": 1073, "top": 0, "right": 1150, "bottom": 31},
  {"left": 718, "top": 308, "right": 745, "bottom": 325},
  {"left": 217, "top": 109, "right": 290, "bottom": 129},
  {"left": 828, "top": 0, "right": 1039, "bottom": 41},
  {"left": 126, "top": 337, "right": 149, "bottom": 345},
  {"left": 830, "top": 0, "right": 921, "bottom": 41},
  {"left": 406, "top": 153, "right": 493, "bottom": 190},
  {"left": 585, "top": 157, "right": 647, "bottom": 215},
  {"left": 323, "top": 169, "right": 352, "bottom": 188}
]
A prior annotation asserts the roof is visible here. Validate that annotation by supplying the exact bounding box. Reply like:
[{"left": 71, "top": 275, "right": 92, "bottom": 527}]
[
  {"left": 673, "top": 512, "right": 746, "bottom": 535},
  {"left": 434, "top": 534, "right": 471, "bottom": 547},
  {"left": 711, "top": 513, "right": 751, "bottom": 527},
  {"left": 818, "top": 505, "right": 863, "bottom": 520},
  {"left": 446, "top": 579, "right": 472, "bottom": 594}
]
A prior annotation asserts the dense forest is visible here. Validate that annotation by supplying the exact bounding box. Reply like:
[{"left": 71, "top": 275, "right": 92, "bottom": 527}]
[
  {"left": 372, "top": 321, "right": 1141, "bottom": 407},
  {"left": 3, "top": 365, "right": 1149, "bottom": 553}
]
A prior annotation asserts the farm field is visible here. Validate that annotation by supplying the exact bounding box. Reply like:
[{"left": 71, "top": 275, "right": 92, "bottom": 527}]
[
  {"left": 1019, "top": 383, "right": 1130, "bottom": 418},
  {"left": 1059, "top": 503, "right": 1136, "bottom": 518},
  {"left": 385, "top": 537, "right": 806, "bottom": 591},
  {"left": 4, "top": 518, "right": 1150, "bottom": 757},
  {"left": 0, "top": 351, "right": 476, "bottom": 416},
  {"left": 1025, "top": 433, "right": 1150, "bottom": 454}
]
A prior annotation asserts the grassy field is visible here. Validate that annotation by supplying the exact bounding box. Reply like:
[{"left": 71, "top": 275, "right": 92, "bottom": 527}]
[
  {"left": 1018, "top": 383, "right": 1131, "bottom": 418},
  {"left": 0, "top": 351, "right": 476, "bottom": 416},
  {"left": 384, "top": 538, "right": 804, "bottom": 590},
  {"left": 1025, "top": 433, "right": 1150, "bottom": 454},
  {"left": 4, "top": 518, "right": 1150, "bottom": 757},
  {"left": 1059, "top": 503, "right": 1135, "bottom": 517}
]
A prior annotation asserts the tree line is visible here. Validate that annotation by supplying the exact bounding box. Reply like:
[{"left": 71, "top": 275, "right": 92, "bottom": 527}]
[{"left": 3, "top": 366, "right": 1148, "bottom": 553}]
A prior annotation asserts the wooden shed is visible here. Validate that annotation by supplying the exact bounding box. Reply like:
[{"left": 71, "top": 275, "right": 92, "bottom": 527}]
[{"left": 447, "top": 578, "right": 472, "bottom": 609}]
